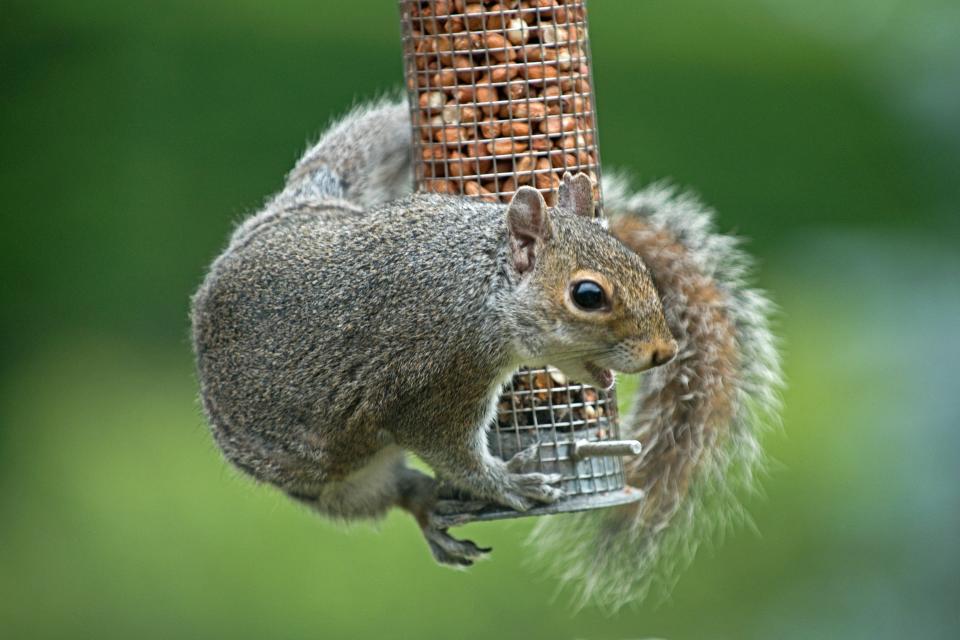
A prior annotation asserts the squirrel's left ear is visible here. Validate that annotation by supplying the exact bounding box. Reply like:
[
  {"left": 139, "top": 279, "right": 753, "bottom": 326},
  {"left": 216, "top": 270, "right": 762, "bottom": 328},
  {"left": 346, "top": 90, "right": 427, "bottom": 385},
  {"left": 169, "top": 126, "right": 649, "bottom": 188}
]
[
  {"left": 557, "top": 172, "right": 595, "bottom": 217},
  {"left": 506, "top": 186, "right": 551, "bottom": 275}
]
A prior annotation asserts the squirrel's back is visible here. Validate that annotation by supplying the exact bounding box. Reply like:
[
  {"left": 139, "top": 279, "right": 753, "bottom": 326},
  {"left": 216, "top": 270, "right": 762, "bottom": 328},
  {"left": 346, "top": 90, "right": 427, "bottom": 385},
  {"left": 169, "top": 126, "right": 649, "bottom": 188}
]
[
  {"left": 189, "top": 99, "right": 519, "bottom": 486},
  {"left": 190, "top": 192, "right": 518, "bottom": 479}
]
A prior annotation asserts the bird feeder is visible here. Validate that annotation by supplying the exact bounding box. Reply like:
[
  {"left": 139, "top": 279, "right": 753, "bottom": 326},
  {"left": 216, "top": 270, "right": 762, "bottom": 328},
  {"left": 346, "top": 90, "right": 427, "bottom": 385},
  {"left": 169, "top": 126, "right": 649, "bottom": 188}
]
[{"left": 399, "top": 0, "right": 642, "bottom": 520}]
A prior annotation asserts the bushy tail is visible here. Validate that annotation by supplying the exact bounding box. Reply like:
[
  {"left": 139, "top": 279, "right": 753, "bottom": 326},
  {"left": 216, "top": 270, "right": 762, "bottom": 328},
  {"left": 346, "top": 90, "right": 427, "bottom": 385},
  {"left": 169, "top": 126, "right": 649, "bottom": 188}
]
[
  {"left": 275, "top": 98, "right": 413, "bottom": 211},
  {"left": 531, "top": 176, "right": 783, "bottom": 609}
]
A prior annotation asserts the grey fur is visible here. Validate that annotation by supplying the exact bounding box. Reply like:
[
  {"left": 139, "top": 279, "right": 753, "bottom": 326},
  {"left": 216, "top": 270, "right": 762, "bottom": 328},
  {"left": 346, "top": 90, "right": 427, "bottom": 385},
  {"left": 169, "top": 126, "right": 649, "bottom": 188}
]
[{"left": 191, "top": 100, "right": 674, "bottom": 566}]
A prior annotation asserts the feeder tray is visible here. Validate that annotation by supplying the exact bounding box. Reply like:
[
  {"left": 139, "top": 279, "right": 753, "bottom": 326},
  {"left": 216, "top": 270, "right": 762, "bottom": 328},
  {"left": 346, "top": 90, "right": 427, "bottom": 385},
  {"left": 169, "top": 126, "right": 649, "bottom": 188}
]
[{"left": 399, "top": 0, "right": 642, "bottom": 521}]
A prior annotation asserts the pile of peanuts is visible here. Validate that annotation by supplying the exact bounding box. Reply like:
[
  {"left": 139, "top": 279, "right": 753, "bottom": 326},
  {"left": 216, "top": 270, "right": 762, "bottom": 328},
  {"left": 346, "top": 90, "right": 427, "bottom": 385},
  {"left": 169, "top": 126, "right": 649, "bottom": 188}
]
[
  {"left": 496, "top": 367, "right": 610, "bottom": 433},
  {"left": 401, "top": 0, "right": 600, "bottom": 206}
]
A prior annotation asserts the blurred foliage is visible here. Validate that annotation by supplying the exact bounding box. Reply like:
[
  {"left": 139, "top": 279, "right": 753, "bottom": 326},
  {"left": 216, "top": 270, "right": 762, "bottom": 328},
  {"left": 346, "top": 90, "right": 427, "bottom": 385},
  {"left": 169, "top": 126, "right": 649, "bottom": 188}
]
[{"left": 1, "top": 1, "right": 958, "bottom": 638}]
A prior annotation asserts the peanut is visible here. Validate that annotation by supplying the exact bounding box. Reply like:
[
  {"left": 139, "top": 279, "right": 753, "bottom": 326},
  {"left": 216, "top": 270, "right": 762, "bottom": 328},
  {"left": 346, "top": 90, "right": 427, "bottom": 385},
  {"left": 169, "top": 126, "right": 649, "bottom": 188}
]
[
  {"left": 506, "top": 18, "right": 530, "bottom": 45},
  {"left": 419, "top": 91, "right": 445, "bottom": 111},
  {"left": 551, "top": 152, "right": 578, "bottom": 169},
  {"left": 508, "top": 120, "right": 531, "bottom": 136},
  {"left": 491, "top": 138, "right": 528, "bottom": 155},
  {"left": 441, "top": 104, "right": 460, "bottom": 125},
  {"left": 463, "top": 4, "right": 484, "bottom": 30},
  {"left": 463, "top": 180, "right": 484, "bottom": 196},
  {"left": 485, "top": 5, "right": 505, "bottom": 31},
  {"left": 530, "top": 135, "right": 552, "bottom": 151},
  {"left": 430, "top": 68, "right": 456, "bottom": 88},
  {"left": 540, "top": 24, "right": 567, "bottom": 46},
  {"left": 457, "top": 104, "right": 480, "bottom": 123},
  {"left": 525, "top": 64, "right": 558, "bottom": 81},
  {"left": 515, "top": 154, "right": 535, "bottom": 174},
  {"left": 484, "top": 33, "right": 516, "bottom": 63},
  {"left": 490, "top": 63, "right": 519, "bottom": 83},
  {"left": 474, "top": 85, "right": 498, "bottom": 114},
  {"left": 539, "top": 115, "right": 574, "bottom": 136},
  {"left": 435, "top": 125, "right": 466, "bottom": 145},
  {"left": 452, "top": 56, "right": 475, "bottom": 82},
  {"left": 535, "top": 170, "right": 560, "bottom": 191},
  {"left": 426, "top": 179, "right": 455, "bottom": 194},
  {"left": 505, "top": 80, "right": 528, "bottom": 100},
  {"left": 446, "top": 151, "right": 467, "bottom": 177},
  {"left": 479, "top": 119, "right": 500, "bottom": 139}
]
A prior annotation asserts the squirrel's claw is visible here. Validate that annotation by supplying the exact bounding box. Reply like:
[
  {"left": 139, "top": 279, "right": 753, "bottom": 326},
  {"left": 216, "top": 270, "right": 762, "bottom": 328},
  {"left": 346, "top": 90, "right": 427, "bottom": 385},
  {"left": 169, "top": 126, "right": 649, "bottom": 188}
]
[
  {"left": 506, "top": 444, "right": 541, "bottom": 473},
  {"left": 501, "top": 472, "right": 565, "bottom": 511},
  {"left": 497, "top": 445, "right": 566, "bottom": 511},
  {"left": 422, "top": 524, "right": 492, "bottom": 567},
  {"left": 421, "top": 499, "right": 492, "bottom": 567}
]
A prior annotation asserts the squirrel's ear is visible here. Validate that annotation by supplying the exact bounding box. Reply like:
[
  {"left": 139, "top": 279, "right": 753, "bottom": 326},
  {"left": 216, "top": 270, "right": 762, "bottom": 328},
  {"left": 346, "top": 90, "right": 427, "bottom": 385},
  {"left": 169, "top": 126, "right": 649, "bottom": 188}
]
[
  {"left": 506, "top": 186, "right": 551, "bottom": 275},
  {"left": 557, "top": 172, "right": 595, "bottom": 217}
]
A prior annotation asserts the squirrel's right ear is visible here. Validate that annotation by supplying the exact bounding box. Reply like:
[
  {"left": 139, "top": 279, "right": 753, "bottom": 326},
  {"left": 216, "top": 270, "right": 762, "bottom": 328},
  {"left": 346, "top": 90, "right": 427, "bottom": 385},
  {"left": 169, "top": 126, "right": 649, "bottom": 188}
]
[
  {"left": 506, "top": 186, "right": 551, "bottom": 275},
  {"left": 557, "top": 172, "right": 595, "bottom": 217}
]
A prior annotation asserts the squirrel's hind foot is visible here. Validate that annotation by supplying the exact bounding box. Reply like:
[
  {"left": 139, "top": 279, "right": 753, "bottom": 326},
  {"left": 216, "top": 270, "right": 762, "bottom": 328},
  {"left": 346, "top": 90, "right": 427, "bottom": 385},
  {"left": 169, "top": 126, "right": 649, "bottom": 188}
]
[{"left": 421, "top": 508, "right": 492, "bottom": 567}]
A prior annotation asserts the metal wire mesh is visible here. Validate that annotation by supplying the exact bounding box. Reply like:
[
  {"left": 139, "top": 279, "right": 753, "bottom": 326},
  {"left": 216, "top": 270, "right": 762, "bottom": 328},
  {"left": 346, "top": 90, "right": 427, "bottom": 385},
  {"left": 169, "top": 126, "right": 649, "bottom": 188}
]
[
  {"left": 400, "top": 0, "right": 602, "bottom": 207},
  {"left": 399, "top": 0, "right": 639, "bottom": 516},
  {"left": 493, "top": 366, "right": 624, "bottom": 498}
]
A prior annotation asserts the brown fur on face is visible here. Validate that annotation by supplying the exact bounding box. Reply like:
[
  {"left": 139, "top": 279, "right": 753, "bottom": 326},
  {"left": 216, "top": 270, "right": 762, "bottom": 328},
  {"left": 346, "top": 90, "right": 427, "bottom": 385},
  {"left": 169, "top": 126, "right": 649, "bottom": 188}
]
[{"left": 507, "top": 190, "right": 678, "bottom": 386}]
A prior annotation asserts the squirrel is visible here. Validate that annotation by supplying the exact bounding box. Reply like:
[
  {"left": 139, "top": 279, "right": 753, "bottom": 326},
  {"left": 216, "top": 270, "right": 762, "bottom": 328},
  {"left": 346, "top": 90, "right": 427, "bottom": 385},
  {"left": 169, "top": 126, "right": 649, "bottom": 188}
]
[
  {"left": 191, "top": 99, "right": 677, "bottom": 565},
  {"left": 191, "top": 99, "right": 781, "bottom": 607}
]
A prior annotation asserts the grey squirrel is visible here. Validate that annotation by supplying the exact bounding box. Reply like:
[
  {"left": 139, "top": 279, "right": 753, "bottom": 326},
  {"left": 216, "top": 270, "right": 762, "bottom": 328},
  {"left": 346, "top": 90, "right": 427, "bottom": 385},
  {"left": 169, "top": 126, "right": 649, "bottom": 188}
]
[{"left": 191, "top": 99, "right": 781, "bottom": 607}]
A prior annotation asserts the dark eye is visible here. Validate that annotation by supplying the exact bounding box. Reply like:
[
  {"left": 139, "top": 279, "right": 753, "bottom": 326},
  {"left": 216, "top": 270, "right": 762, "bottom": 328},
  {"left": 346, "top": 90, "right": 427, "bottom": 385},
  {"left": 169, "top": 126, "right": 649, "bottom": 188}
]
[{"left": 571, "top": 280, "right": 606, "bottom": 311}]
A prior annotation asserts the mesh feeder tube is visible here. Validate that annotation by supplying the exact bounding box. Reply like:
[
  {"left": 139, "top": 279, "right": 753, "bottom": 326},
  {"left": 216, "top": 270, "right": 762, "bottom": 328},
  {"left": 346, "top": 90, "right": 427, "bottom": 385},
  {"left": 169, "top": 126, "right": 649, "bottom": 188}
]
[{"left": 399, "top": 0, "right": 642, "bottom": 520}]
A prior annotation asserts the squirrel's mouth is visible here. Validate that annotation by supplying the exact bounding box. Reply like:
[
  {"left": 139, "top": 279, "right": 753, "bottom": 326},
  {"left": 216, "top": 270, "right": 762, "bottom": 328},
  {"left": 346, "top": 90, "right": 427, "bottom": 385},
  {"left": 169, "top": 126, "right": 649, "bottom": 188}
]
[{"left": 584, "top": 361, "right": 615, "bottom": 390}]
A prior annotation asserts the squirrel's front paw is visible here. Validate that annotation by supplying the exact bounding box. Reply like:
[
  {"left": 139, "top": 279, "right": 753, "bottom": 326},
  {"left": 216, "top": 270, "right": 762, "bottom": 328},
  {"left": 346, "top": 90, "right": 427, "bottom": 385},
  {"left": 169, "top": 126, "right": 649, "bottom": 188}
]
[
  {"left": 494, "top": 471, "right": 565, "bottom": 511},
  {"left": 491, "top": 447, "right": 565, "bottom": 511}
]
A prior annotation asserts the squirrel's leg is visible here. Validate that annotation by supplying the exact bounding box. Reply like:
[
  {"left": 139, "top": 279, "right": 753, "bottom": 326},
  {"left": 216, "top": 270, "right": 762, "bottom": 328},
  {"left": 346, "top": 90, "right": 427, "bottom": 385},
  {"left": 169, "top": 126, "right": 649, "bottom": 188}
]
[
  {"left": 395, "top": 467, "right": 492, "bottom": 567},
  {"left": 404, "top": 428, "right": 565, "bottom": 513},
  {"left": 286, "top": 446, "right": 490, "bottom": 566}
]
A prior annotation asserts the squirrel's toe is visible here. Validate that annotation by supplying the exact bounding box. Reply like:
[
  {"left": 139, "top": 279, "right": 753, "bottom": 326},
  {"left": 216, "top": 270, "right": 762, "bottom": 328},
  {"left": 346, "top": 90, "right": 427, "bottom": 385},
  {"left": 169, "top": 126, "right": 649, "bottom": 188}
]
[
  {"left": 499, "top": 472, "right": 565, "bottom": 510},
  {"left": 505, "top": 445, "right": 541, "bottom": 473},
  {"left": 422, "top": 526, "right": 492, "bottom": 567}
]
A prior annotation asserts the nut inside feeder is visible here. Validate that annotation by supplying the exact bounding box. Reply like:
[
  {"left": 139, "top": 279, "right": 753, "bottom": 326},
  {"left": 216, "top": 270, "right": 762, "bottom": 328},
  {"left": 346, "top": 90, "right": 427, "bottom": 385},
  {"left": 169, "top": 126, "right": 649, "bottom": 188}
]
[{"left": 399, "top": 0, "right": 642, "bottom": 520}]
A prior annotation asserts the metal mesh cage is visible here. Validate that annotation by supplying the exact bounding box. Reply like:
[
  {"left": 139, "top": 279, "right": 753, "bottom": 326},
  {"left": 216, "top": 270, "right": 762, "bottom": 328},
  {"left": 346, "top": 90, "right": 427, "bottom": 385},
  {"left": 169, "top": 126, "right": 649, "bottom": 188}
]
[
  {"left": 400, "top": 0, "right": 602, "bottom": 206},
  {"left": 399, "top": 0, "right": 641, "bottom": 519}
]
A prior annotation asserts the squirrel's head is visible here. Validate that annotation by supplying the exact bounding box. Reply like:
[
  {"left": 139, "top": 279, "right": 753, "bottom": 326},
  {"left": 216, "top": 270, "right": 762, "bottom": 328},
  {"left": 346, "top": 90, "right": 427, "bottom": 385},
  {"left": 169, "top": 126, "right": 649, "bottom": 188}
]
[{"left": 504, "top": 174, "right": 677, "bottom": 389}]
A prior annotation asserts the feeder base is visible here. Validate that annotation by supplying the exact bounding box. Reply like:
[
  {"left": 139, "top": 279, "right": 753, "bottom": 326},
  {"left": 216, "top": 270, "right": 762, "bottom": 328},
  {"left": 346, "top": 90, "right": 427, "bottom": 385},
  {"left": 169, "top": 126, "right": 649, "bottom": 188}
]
[{"left": 446, "top": 486, "right": 644, "bottom": 523}]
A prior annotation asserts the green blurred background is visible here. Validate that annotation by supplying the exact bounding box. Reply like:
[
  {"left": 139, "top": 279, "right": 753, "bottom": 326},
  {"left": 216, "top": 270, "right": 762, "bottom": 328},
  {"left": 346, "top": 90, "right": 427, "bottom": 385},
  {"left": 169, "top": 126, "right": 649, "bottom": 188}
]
[{"left": 2, "top": 1, "right": 958, "bottom": 638}]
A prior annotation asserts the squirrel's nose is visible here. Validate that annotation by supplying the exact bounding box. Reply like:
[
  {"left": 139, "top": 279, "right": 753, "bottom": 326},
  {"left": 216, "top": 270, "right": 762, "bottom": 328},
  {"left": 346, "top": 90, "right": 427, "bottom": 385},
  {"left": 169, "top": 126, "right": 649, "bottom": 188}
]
[{"left": 649, "top": 339, "right": 678, "bottom": 368}]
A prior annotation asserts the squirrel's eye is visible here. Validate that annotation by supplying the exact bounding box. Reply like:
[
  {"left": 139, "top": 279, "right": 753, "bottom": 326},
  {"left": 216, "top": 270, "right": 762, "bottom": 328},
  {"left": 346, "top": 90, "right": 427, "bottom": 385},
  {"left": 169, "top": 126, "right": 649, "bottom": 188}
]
[{"left": 571, "top": 280, "right": 606, "bottom": 311}]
